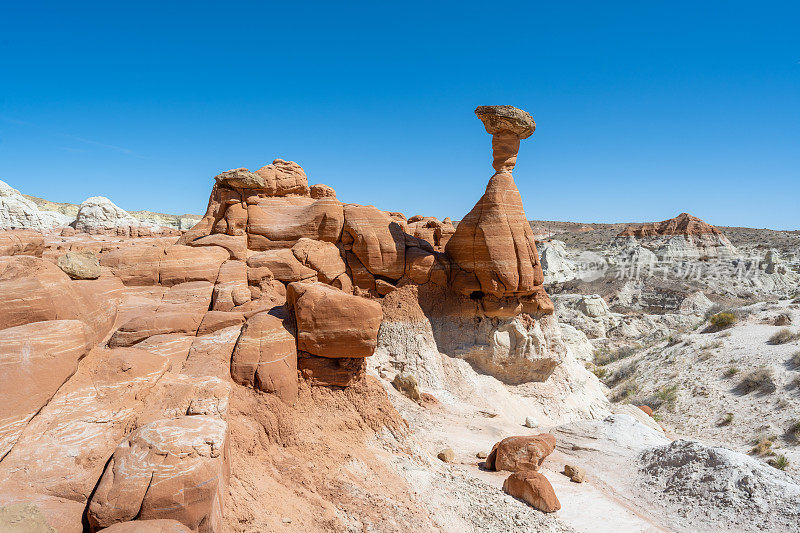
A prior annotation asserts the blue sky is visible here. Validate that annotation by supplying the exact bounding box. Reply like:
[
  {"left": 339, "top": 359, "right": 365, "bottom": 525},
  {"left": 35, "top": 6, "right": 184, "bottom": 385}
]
[{"left": 1, "top": 2, "right": 798, "bottom": 228}]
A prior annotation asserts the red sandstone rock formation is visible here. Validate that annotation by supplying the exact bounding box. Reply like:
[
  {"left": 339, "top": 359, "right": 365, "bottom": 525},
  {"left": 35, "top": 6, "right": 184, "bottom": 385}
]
[
  {"left": 87, "top": 416, "right": 228, "bottom": 532},
  {"left": 102, "top": 521, "right": 193, "bottom": 533},
  {"left": 618, "top": 212, "right": 724, "bottom": 238},
  {"left": 0, "top": 229, "right": 44, "bottom": 257},
  {"left": 230, "top": 312, "right": 298, "bottom": 403},
  {"left": 341, "top": 204, "right": 406, "bottom": 281},
  {"left": 100, "top": 244, "right": 229, "bottom": 286},
  {"left": 406, "top": 215, "right": 455, "bottom": 251},
  {"left": 310, "top": 183, "right": 336, "bottom": 199},
  {"left": 297, "top": 354, "right": 367, "bottom": 387},
  {"left": 287, "top": 281, "right": 383, "bottom": 358},
  {"left": 445, "top": 105, "right": 553, "bottom": 316},
  {"left": 0, "top": 347, "right": 172, "bottom": 518},
  {"left": 0, "top": 256, "right": 122, "bottom": 341},
  {"left": 0, "top": 320, "right": 94, "bottom": 457},
  {"left": 108, "top": 281, "right": 215, "bottom": 347},
  {"left": 254, "top": 159, "right": 311, "bottom": 197},
  {"left": 0, "top": 106, "right": 565, "bottom": 529}
]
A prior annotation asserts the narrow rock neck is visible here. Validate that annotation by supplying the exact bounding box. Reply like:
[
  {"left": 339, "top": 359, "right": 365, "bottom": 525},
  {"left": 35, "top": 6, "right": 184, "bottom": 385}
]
[{"left": 491, "top": 132, "right": 521, "bottom": 173}]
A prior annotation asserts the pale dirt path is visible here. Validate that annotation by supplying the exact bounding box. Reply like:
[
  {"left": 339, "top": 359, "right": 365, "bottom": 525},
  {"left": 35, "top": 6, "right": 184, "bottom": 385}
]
[{"left": 379, "top": 378, "right": 674, "bottom": 533}]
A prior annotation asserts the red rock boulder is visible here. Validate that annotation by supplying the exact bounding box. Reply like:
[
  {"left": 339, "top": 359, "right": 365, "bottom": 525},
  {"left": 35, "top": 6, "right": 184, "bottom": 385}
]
[
  {"left": 486, "top": 434, "right": 556, "bottom": 472},
  {"left": 287, "top": 282, "right": 382, "bottom": 359},
  {"left": 503, "top": 471, "right": 561, "bottom": 513},
  {"left": 342, "top": 204, "right": 405, "bottom": 280},
  {"left": 253, "top": 159, "right": 310, "bottom": 197},
  {"left": 310, "top": 183, "right": 336, "bottom": 199},
  {"left": 230, "top": 312, "right": 298, "bottom": 403},
  {"left": 213, "top": 167, "right": 263, "bottom": 189}
]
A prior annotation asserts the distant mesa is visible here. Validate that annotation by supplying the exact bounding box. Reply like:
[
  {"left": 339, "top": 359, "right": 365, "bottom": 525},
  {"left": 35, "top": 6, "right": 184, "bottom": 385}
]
[
  {"left": 612, "top": 212, "right": 738, "bottom": 263},
  {"left": 618, "top": 213, "right": 723, "bottom": 238}
]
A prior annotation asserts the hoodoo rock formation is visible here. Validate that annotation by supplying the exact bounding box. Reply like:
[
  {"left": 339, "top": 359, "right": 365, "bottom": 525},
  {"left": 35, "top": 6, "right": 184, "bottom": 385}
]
[
  {"left": 447, "top": 106, "right": 552, "bottom": 317},
  {"left": 417, "top": 105, "right": 563, "bottom": 384},
  {"left": 0, "top": 106, "right": 586, "bottom": 530}
]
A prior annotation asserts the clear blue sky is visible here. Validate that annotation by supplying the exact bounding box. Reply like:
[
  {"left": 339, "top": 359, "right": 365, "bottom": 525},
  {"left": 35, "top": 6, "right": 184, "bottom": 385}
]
[{"left": 1, "top": 2, "right": 798, "bottom": 228}]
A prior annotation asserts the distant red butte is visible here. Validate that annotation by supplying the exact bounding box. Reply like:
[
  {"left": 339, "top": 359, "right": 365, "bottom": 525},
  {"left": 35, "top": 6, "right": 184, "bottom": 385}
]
[{"left": 618, "top": 213, "right": 724, "bottom": 238}]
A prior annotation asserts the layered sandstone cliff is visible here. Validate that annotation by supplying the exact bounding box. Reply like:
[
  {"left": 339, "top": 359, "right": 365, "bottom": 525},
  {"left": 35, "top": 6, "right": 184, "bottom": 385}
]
[
  {"left": 0, "top": 106, "right": 592, "bottom": 531},
  {"left": 616, "top": 212, "right": 737, "bottom": 261}
]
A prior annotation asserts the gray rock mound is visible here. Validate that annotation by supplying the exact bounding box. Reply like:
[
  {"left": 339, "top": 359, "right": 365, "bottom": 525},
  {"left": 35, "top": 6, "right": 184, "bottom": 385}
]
[
  {"left": 0, "top": 180, "right": 72, "bottom": 231},
  {"left": 73, "top": 196, "right": 141, "bottom": 232},
  {"left": 639, "top": 439, "right": 800, "bottom": 532}
]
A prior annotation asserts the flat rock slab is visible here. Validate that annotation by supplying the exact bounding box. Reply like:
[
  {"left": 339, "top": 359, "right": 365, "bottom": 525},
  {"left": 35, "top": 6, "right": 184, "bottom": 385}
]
[
  {"left": 0, "top": 347, "right": 171, "bottom": 503},
  {"left": 0, "top": 320, "right": 93, "bottom": 458}
]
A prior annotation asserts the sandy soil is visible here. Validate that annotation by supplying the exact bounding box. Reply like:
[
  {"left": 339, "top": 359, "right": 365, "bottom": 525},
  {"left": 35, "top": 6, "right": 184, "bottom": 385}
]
[
  {"left": 381, "top": 376, "right": 674, "bottom": 533},
  {"left": 224, "top": 376, "right": 572, "bottom": 532},
  {"left": 604, "top": 299, "right": 800, "bottom": 472}
]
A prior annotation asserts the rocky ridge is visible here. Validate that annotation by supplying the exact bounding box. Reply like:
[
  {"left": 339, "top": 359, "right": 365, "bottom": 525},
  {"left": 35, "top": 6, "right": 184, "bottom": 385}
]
[
  {"left": 2, "top": 106, "right": 798, "bottom": 532},
  {"left": 0, "top": 106, "right": 600, "bottom": 531},
  {"left": 1, "top": 180, "right": 201, "bottom": 234}
]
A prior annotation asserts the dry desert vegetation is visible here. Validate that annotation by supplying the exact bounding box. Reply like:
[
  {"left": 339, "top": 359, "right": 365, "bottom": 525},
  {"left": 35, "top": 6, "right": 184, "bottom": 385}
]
[{"left": 0, "top": 106, "right": 798, "bottom": 532}]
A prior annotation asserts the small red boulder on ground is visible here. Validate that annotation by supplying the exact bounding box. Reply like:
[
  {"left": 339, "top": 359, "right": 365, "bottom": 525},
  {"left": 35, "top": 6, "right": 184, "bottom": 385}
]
[
  {"left": 485, "top": 434, "right": 556, "bottom": 472},
  {"left": 503, "top": 471, "right": 561, "bottom": 513}
]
